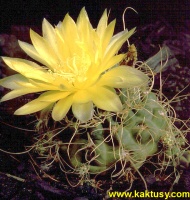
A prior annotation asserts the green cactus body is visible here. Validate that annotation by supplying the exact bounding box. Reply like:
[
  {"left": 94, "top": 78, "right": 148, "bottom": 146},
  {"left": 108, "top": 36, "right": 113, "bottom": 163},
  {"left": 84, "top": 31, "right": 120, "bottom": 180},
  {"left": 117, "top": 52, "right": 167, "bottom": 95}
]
[{"left": 59, "top": 91, "right": 183, "bottom": 176}]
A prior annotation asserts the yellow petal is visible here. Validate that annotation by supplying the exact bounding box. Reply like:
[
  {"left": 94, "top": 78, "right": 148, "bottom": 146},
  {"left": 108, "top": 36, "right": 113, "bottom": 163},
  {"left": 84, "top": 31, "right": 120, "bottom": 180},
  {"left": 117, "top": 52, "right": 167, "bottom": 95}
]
[
  {"left": 77, "top": 7, "right": 93, "bottom": 43},
  {"left": 42, "top": 18, "right": 65, "bottom": 62},
  {"left": 97, "top": 9, "right": 108, "bottom": 37},
  {"left": 99, "top": 54, "right": 125, "bottom": 73},
  {"left": 0, "top": 88, "right": 47, "bottom": 102},
  {"left": 62, "top": 14, "right": 79, "bottom": 50},
  {"left": 22, "top": 79, "right": 59, "bottom": 90},
  {"left": 55, "top": 28, "right": 70, "bottom": 60},
  {"left": 30, "top": 29, "right": 58, "bottom": 69},
  {"left": 98, "top": 66, "right": 148, "bottom": 88},
  {"left": 73, "top": 90, "right": 92, "bottom": 104},
  {"left": 18, "top": 40, "right": 50, "bottom": 67},
  {"left": 89, "top": 86, "right": 122, "bottom": 112},
  {"left": 104, "top": 28, "right": 136, "bottom": 63},
  {"left": 38, "top": 91, "right": 71, "bottom": 102},
  {"left": 0, "top": 74, "right": 28, "bottom": 89},
  {"left": 52, "top": 95, "right": 73, "bottom": 121},
  {"left": 42, "top": 19, "right": 56, "bottom": 45},
  {"left": 101, "top": 19, "right": 116, "bottom": 53},
  {"left": 14, "top": 99, "right": 52, "bottom": 115},
  {"left": 2, "top": 57, "right": 55, "bottom": 83},
  {"left": 72, "top": 101, "right": 94, "bottom": 122},
  {"left": 77, "top": 7, "right": 90, "bottom": 29},
  {"left": 86, "top": 54, "right": 125, "bottom": 86}
]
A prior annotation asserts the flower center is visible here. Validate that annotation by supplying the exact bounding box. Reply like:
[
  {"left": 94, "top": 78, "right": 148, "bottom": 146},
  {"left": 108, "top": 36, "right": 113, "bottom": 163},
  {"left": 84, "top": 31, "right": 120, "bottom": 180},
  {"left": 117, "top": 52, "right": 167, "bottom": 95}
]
[{"left": 52, "top": 53, "right": 91, "bottom": 85}]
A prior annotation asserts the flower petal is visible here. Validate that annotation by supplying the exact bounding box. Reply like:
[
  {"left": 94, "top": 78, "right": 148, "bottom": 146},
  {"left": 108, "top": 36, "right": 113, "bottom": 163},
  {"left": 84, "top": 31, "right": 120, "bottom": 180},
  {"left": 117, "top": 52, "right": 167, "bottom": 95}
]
[
  {"left": 97, "top": 9, "right": 108, "bottom": 37},
  {"left": 104, "top": 28, "right": 136, "bottom": 63},
  {"left": 42, "top": 19, "right": 68, "bottom": 63},
  {"left": 18, "top": 40, "right": 50, "bottom": 67},
  {"left": 73, "top": 90, "right": 92, "bottom": 104},
  {"left": 2, "top": 57, "right": 55, "bottom": 83},
  {"left": 99, "top": 54, "right": 125, "bottom": 73},
  {"left": 54, "top": 28, "right": 70, "bottom": 60},
  {"left": 30, "top": 29, "right": 58, "bottom": 69},
  {"left": 23, "top": 79, "right": 59, "bottom": 90},
  {"left": 42, "top": 18, "right": 56, "bottom": 48},
  {"left": 77, "top": 7, "right": 93, "bottom": 43},
  {"left": 52, "top": 95, "right": 73, "bottom": 121},
  {"left": 72, "top": 101, "right": 94, "bottom": 122},
  {"left": 0, "top": 74, "right": 28, "bottom": 89},
  {"left": 86, "top": 54, "right": 125, "bottom": 86},
  {"left": 89, "top": 86, "right": 122, "bottom": 112},
  {"left": 98, "top": 66, "right": 148, "bottom": 88},
  {"left": 0, "top": 87, "right": 46, "bottom": 102},
  {"left": 14, "top": 99, "right": 52, "bottom": 115},
  {"left": 101, "top": 19, "right": 116, "bottom": 53},
  {"left": 61, "top": 14, "right": 79, "bottom": 51},
  {"left": 38, "top": 91, "right": 71, "bottom": 102}
]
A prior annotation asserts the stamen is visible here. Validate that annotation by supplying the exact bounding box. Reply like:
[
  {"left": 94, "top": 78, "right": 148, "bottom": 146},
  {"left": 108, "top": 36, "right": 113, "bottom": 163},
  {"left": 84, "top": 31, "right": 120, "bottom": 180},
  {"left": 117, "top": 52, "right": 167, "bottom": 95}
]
[{"left": 48, "top": 53, "right": 91, "bottom": 84}]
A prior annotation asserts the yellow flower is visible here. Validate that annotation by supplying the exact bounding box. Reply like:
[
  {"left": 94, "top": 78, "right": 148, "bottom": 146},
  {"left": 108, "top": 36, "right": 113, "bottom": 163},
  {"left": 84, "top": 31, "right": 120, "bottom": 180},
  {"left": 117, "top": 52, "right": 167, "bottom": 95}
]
[{"left": 0, "top": 8, "right": 148, "bottom": 122}]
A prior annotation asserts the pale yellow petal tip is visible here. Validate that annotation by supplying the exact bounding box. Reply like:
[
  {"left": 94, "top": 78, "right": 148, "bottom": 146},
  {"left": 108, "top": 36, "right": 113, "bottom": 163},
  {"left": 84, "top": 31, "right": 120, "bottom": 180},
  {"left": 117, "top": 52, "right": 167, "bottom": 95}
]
[
  {"left": 29, "top": 28, "right": 34, "bottom": 34},
  {"left": 2, "top": 56, "right": 10, "bottom": 63},
  {"left": 14, "top": 106, "right": 30, "bottom": 115},
  {"left": 30, "top": 28, "right": 38, "bottom": 38},
  {"left": 127, "top": 27, "right": 136, "bottom": 37},
  {"left": 0, "top": 98, "right": 5, "bottom": 103},
  {"left": 0, "top": 93, "right": 11, "bottom": 102},
  {"left": 131, "top": 27, "right": 136, "bottom": 32},
  {"left": 42, "top": 18, "right": 53, "bottom": 30},
  {"left": 77, "top": 7, "right": 88, "bottom": 21},
  {"left": 14, "top": 109, "right": 22, "bottom": 115},
  {"left": 18, "top": 40, "right": 23, "bottom": 46},
  {"left": 42, "top": 18, "right": 48, "bottom": 23},
  {"left": 63, "top": 13, "right": 70, "bottom": 21},
  {"left": 81, "top": 7, "right": 86, "bottom": 12},
  {"left": 1, "top": 57, "right": 14, "bottom": 68},
  {"left": 72, "top": 101, "right": 94, "bottom": 122}
]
